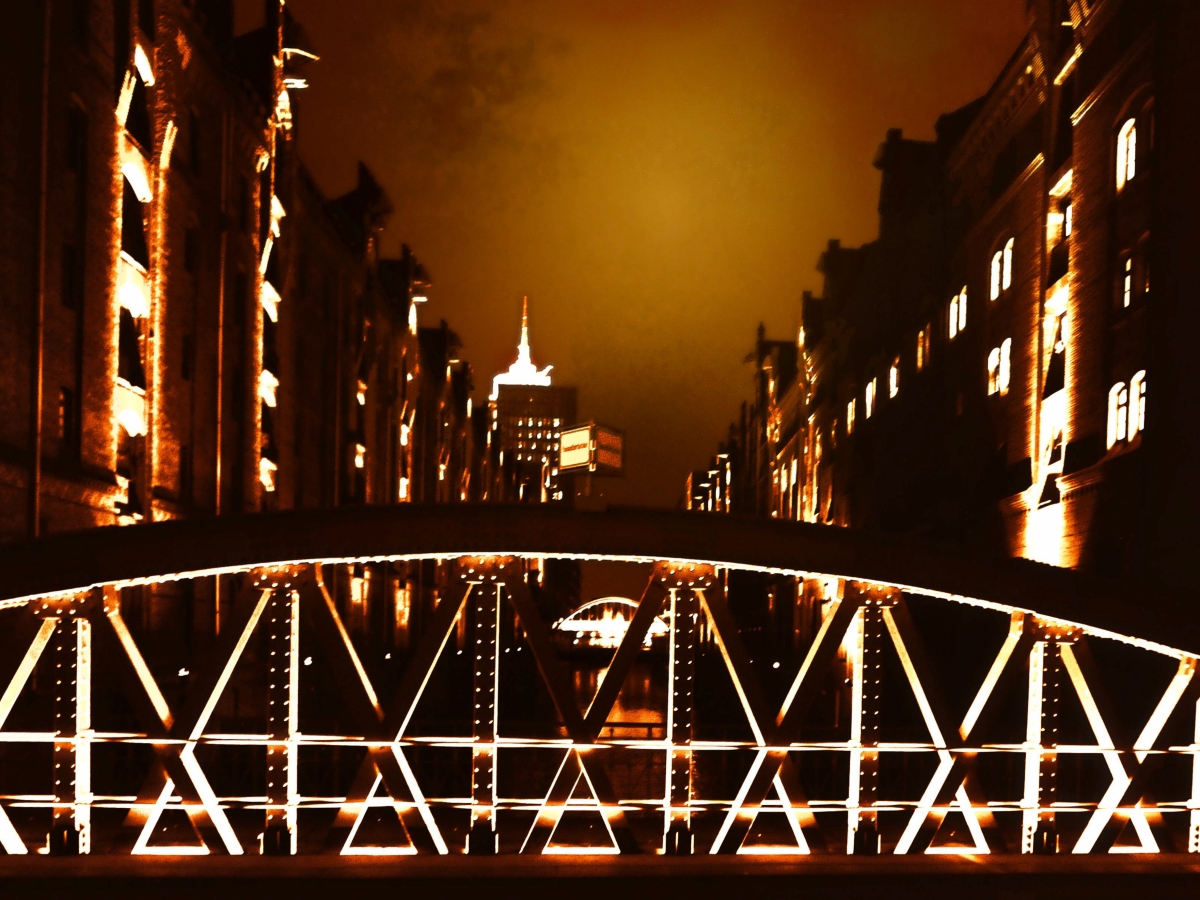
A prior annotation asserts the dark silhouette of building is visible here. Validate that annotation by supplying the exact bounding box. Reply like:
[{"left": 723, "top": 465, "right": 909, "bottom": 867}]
[{"left": 698, "top": 1, "right": 1200, "bottom": 596}]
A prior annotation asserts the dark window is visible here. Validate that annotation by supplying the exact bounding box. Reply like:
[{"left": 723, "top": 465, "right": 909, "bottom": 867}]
[
  {"left": 58, "top": 388, "right": 77, "bottom": 445},
  {"left": 126, "top": 71, "right": 152, "bottom": 150},
  {"left": 113, "top": 0, "right": 130, "bottom": 98},
  {"left": 138, "top": 0, "right": 154, "bottom": 40},
  {"left": 121, "top": 182, "right": 149, "bottom": 268},
  {"left": 181, "top": 333, "right": 194, "bottom": 381},
  {"left": 61, "top": 244, "right": 83, "bottom": 310},
  {"left": 184, "top": 227, "right": 199, "bottom": 275},
  {"left": 263, "top": 314, "right": 280, "bottom": 375},
  {"left": 118, "top": 308, "right": 146, "bottom": 389}
]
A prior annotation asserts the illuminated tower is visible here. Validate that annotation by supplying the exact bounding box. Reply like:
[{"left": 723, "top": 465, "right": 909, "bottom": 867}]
[{"left": 487, "top": 298, "right": 576, "bottom": 502}]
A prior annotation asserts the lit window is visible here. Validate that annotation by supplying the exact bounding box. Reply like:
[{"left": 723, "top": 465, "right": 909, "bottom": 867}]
[
  {"left": 949, "top": 296, "right": 959, "bottom": 339},
  {"left": 959, "top": 287, "right": 967, "bottom": 332},
  {"left": 259, "top": 457, "right": 277, "bottom": 492},
  {"left": 354, "top": 443, "right": 366, "bottom": 469},
  {"left": 864, "top": 378, "right": 876, "bottom": 419},
  {"left": 1107, "top": 382, "right": 1129, "bottom": 448},
  {"left": 258, "top": 369, "right": 279, "bottom": 407},
  {"left": 987, "top": 347, "right": 1000, "bottom": 395},
  {"left": 917, "top": 329, "right": 926, "bottom": 370},
  {"left": 1123, "top": 257, "right": 1133, "bottom": 308},
  {"left": 1129, "top": 370, "right": 1146, "bottom": 439},
  {"left": 356, "top": 379, "right": 367, "bottom": 406},
  {"left": 1063, "top": 203, "right": 1073, "bottom": 237},
  {"left": 889, "top": 357, "right": 900, "bottom": 398},
  {"left": 846, "top": 398, "right": 856, "bottom": 435},
  {"left": 999, "top": 338, "right": 1011, "bottom": 395},
  {"left": 990, "top": 252, "right": 1002, "bottom": 300},
  {"left": 1002, "top": 238, "right": 1014, "bottom": 291},
  {"left": 1116, "top": 117, "right": 1136, "bottom": 191}
]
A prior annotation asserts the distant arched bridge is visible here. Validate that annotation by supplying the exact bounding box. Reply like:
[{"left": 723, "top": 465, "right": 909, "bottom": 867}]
[{"left": 0, "top": 505, "right": 1196, "bottom": 865}]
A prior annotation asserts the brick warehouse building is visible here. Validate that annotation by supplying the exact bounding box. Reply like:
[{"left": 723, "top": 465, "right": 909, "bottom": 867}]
[
  {"left": 695, "top": 1, "right": 1200, "bottom": 595},
  {"left": 0, "top": 1, "right": 517, "bottom": 663}
]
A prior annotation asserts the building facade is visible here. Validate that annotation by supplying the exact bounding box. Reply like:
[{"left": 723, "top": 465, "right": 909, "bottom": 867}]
[
  {"left": 697, "top": 0, "right": 1200, "bottom": 594},
  {"left": 0, "top": 0, "right": 505, "bottom": 672}
]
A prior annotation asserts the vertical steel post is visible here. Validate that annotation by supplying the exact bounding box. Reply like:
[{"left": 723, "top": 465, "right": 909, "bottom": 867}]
[
  {"left": 1021, "top": 640, "right": 1044, "bottom": 853},
  {"left": 848, "top": 592, "right": 883, "bottom": 855},
  {"left": 264, "top": 585, "right": 299, "bottom": 854},
  {"left": 1190, "top": 694, "right": 1200, "bottom": 853},
  {"left": 49, "top": 604, "right": 90, "bottom": 855},
  {"left": 468, "top": 578, "right": 501, "bottom": 854},
  {"left": 1023, "top": 624, "right": 1064, "bottom": 854},
  {"left": 664, "top": 585, "right": 696, "bottom": 854}
]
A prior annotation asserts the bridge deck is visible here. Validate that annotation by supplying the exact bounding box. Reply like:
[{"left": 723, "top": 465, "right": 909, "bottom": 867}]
[{"left": 0, "top": 855, "right": 1198, "bottom": 899}]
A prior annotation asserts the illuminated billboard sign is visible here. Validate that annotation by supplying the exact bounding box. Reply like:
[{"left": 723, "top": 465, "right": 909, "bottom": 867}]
[
  {"left": 558, "top": 422, "right": 624, "bottom": 475},
  {"left": 559, "top": 426, "right": 592, "bottom": 470}
]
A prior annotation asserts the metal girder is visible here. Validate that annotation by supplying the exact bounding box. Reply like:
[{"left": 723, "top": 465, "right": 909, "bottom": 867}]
[
  {"left": 0, "top": 530, "right": 1197, "bottom": 860},
  {"left": 0, "top": 505, "right": 1192, "bottom": 660}
]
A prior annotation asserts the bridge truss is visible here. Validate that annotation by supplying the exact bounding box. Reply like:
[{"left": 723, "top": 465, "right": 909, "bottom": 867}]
[{"left": 0, "top": 506, "right": 1196, "bottom": 858}]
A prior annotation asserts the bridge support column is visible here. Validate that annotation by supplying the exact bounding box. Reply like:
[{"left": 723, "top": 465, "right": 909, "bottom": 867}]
[
  {"left": 1190, "top": 693, "right": 1200, "bottom": 853},
  {"left": 1023, "top": 621, "right": 1073, "bottom": 854},
  {"left": 47, "top": 599, "right": 90, "bottom": 855},
  {"left": 468, "top": 568, "right": 503, "bottom": 855},
  {"left": 264, "top": 581, "right": 299, "bottom": 855},
  {"left": 848, "top": 584, "right": 886, "bottom": 855},
  {"left": 664, "top": 584, "right": 696, "bottom": 854}
]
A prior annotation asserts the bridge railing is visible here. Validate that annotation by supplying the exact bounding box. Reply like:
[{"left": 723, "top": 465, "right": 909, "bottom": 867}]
[{"left": 0, "top": 539, "right": 1197, "bottom": 858}]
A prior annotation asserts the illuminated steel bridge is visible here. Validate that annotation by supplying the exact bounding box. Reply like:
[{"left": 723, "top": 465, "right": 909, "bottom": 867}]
[{"left": 0, "top": 505, "right": 1197, "bottom": 864}]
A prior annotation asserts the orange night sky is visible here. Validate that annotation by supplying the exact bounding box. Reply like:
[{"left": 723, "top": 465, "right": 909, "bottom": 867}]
[{"left": 261, "top": 0, "right": 1028, "bottom": 507}]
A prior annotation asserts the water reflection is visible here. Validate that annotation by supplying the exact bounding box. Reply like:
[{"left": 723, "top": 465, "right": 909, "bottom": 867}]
[{"left": 573, "top": 661, "right": 665, "bottom": 739}]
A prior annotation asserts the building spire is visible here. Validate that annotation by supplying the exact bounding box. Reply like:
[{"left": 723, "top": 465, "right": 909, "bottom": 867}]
[
  {"left": 517, "top": 295, "right": 531, "bottom": 364},
  {"left": 491, "top": 295, "right": 553, "bottom": 401}
]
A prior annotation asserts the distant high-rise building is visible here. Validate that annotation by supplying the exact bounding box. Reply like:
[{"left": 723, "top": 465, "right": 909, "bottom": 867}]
[{"left": 487, "top": 298, "right": 576, "bottom": 502}]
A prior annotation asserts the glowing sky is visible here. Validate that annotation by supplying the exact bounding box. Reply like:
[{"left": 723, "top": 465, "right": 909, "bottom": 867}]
[{"left": 272, "top": 0, "right": 1027, "bottom": 507}]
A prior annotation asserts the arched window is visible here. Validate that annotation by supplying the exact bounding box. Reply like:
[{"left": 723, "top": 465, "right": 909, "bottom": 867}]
[
  {"left": 846, "top": 398, "right": 856, "bottom": 435},
  {"left": 864, "top": 378, "right": 876, "bottom": 419},
  {"left": 1116, "top": 117, "right": 1137, "bottom": 190},
  {"left": 991, "top": 240, "right": 1015, "bottom": 300},
  {"left": 949, "top": 296, "right": 959, "bottom": 339},
  {"left": 1129, "top": 370, "right": 1146, "bottom": 439},
  {"left": 987, "top": 347, "right": 1000, "bottom": 395},
  {"left": 1107, "top": 382, "right": 1129, "bottom": 449},
  {"left": 998, "top": 338, "right": 1011, "bottom": 395},
  {"left": 958, "top": 286, "right": 967, "bottom": 332},
  {"left": 889, "top": 357, "right": 900, "bottom": 398}
]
